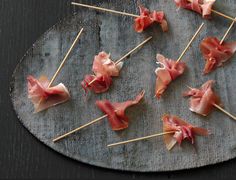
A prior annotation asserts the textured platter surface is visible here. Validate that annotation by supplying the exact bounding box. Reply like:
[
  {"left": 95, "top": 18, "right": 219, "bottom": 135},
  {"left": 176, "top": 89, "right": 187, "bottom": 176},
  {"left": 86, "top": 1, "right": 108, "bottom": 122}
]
[{"left": 10, "top": 0, "right": 236, "bottom": 172}]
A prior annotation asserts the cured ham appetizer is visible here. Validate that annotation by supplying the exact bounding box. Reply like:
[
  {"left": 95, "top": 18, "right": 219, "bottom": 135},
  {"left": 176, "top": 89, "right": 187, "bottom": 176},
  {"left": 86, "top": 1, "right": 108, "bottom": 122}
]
[
  {"left": 134, "top": 5, "right": 168, "bottom": 33},
  {"left": 107, "top": 113, "right": 209, "bottom": 149},
  {"left": 53, "top": 90, "right": 145, "bottom": 142},
  {"left": 155, "top": 54, "right": 186, "bottom": 99},
  {"left": 27, "top": 75, "right": 70, "bottom": 113},
  {"left": 200, "top": 37, "right": 236, "bottom": 74},
  {"left": 183, "top": 80, "right": 222, "bottom": 116},
  {"left": 81, "top": 51, "right": 123, "bottom": 93},
  {"left": 174, "top": 0, "right": 216, "bottom": 19},
  {"left": 163, "top": 114, "right": 209, "bottom": 150},
  {"left": 96, "top": 90, "right": 145, "bottom": 130}
]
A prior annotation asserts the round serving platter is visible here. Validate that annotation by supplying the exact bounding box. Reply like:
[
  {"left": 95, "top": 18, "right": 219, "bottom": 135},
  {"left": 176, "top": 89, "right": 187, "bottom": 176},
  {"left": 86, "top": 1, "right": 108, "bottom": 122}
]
[{"left": 10, "top": 0, "right": 236, "bottom": 172}]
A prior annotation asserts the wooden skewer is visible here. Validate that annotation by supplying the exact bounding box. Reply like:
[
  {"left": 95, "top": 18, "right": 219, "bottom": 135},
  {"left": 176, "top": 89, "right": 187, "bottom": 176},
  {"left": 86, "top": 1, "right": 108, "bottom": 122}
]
[
  {"left": 53, "top": 114, "right": 108, "bottom": 142},
  {"left": 107, "top": 131, "right": 175, "bottom": 147},
  {"left": 88, "top": 36, "right": 152, "bottom": 85},
  {"left": 212, "top": 103, "right": 236, "bottom": 121},
  {"left": 48, "top": 28, "right": 84, "bottom": 87},
  {"left": 71, "top": 2, "right": 139, "bottom": 18},
  {"left": 220, "top": 17, "right": 236, "bottom": 44},
  {"left": 176, "top": 23, "right": 204, "bottom": 63},
  {"left": 187, "top": 86, "right": 236, "bottom": 120},
  {"left": 211, "top": 9, "right": 236, "bottom": 22},
  {"left": 53, "top": 90, "right": 145, "bottom": 142}
]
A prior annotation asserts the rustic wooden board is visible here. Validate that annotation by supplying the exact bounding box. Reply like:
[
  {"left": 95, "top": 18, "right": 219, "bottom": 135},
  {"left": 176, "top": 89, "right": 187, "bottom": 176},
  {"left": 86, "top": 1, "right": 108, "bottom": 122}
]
[{"left": 10, "top": 0, "right": 236, "bottom": 172}]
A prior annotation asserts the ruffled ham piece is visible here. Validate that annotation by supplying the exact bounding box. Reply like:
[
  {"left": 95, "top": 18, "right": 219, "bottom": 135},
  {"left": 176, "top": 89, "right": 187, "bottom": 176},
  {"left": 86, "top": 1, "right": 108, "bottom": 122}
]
[
  {"left": 200, "top": 37, "right": 236, "bottom": 74},
  {"left": 81, "top": 51, "right": 123, "bottom": 93},
  {"left": 27, "top": 75, "right": 70, "bottom": 113},
  {"left": 174, "top": 0, "right": 215, "bottom": 18},
  {"left": 155, "top": 54, "right": 186, "bottom": 99},
  {"left": 162, "top": 114, "right": 209, "bottom": 150},
  {"left": 134, "top": 5, "right": 168, "bottom": 33},
  {"left": 95, "top": 90, "right": 145, "bottom": 131},
  {"left": 183, "top": 80, "right": 222, "bottom": 116}
]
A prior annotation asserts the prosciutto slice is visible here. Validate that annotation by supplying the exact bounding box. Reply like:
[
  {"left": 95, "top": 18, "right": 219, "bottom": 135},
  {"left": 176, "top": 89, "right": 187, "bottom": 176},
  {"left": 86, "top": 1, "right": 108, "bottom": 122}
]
[
  {"left": 200, "top": 37, "right": 236, "bottom": 74},
  {"left": 81, "top": 51, "right": 123, "bottom": 93},
  {"left": 174, "top": 0, "right": 215, "bottom": 18},
  {"left": 27, "top": 75, "right": 70, "bottom": 113},
  {"left": 95, "top": 90, "right": 145, "bottom": 131},
  {"left": 134, "top": 5, "right": 168, "bottom": 33},
  {"left": 183, "top": 80, "right": 221, "bottom": 116},
  {"left": 155, "top": 54, "right": 186, "bottom": 99},
  {"left": 162, "top": 114, "right": 209, "bottom": 150}
]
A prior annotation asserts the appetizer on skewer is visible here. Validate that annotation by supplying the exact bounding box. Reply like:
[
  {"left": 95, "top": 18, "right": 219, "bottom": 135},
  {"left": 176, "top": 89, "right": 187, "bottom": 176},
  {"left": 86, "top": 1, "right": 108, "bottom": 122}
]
[
  {"left": 53, "top": 90, "right": 145, "bottom": 142},
  {"left": 134, "top": 5, "right": 168, "bottom": 33},
  {"left": 184, "top": 80, "right": 236, "bottom": 120},
  {"left": 162, "top": 114, "right": 209, "bottom": 150},
  {"left": 200, "top": 19, "right": 236, "bottom": 74},
  {"left": 27, "top": 28, "right": 84, "bottom": 112},
  {"left": 155, "top": 54, "right": 186, "bottom": 99},
  {"left": 108, "top": 114, "right": 209, "bottom": 151},
  {"left": 27, "top": 76, "right": 70, "bottom": 113},
  {"left": 155, "top": 23, "right": 204, "bottom": 99},
  {"left": 72, "top": 2, "right": 168, "bottom": 33},
  {"left": 174, "top": 0, "right": 235, "bottom": 21},
  {"left": 81, "top": 37, "right": 152, "bottom": 94},
  {"left": 81, "top": 51, "right": 123, "bottom": 94},
  {"left": 174, "top": 0, "right": 215, "bottom": 19}
]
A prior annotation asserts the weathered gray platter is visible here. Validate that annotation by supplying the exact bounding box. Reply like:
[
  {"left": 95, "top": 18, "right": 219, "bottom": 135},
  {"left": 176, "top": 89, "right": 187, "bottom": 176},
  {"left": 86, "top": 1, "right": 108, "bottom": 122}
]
[{"left": 10, "top": 0, "right": 236, "bottom": 172}]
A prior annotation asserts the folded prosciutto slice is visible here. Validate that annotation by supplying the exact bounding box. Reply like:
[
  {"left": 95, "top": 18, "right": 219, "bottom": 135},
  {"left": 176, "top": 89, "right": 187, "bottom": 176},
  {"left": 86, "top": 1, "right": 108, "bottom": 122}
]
[
  {"left": 81, "top": 51, "right": 123, "bottom": 93},
  {"left": 174, "top": 0, "right": 215, "bottom": 18},
  {"left": 183, "top": 80, "right": 222, "bottom": 116},
  {"left": 162, "top": 114, "right": 209, "bottom": 150},
  {"left": 155, "top": 54, "right": 186, "bottom": 99},
  {"left": 95, "top": 90, "right": 145, "bottom": 130},
  {"left": 134, "top": 5, "right": 168, "bottom": 33},
  {"left": 27, "top": 75, "right": 70, "bottom": 113},
  {"left": 200, "top": 37, "right": 236, "bottom": 74}
]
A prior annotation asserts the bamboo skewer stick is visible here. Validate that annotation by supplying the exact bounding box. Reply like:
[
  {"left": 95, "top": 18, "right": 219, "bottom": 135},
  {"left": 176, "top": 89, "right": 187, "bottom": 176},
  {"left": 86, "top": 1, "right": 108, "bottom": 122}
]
[
  {"left": 107, "top": 131, "right": 175, "bottom": 147},
  {"left": 71, "top": 2, "right": 139, "bottom": 18},
  {"left": 176, "top": 23, "right": 204, "bottom": 63},
  {"left": 187, "top": 86, "right": 236, "bottom": 120},
  {"left": 211, "top": 9, "right": 236, "bottom": 22},
  {"left": 115, "top": 36, "right": 152, "bottom": 65},
  {"left": 212, "top": 103, "right": 236, "bottom": 121},
  {"left": 87, "top": 36, "right": 152, "bottom": 86},
  {"left": 220, "top": 17, "right": 236, "bottom": 44},
  {"left": 53, "top": 114, "right": 108, "bottom": 142},
  {"left": 48, "top": 28, "right": 84, "bottom": 87}
]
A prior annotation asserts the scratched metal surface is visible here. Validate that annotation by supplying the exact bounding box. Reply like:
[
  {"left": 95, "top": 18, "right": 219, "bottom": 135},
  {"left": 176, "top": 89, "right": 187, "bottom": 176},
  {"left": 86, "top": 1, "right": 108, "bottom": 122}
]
[{"left": 10, "top": 0, "right": 236, "bottom": 172}]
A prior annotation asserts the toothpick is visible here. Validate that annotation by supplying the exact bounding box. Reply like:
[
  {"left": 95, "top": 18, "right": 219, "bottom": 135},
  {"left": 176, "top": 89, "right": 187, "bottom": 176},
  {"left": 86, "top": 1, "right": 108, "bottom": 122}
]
[
  {"left": 115, "top": 36, "right": 152, "bottom": 64},
  {"left": 220, "top": 17, "right": 236, "bottom": 45},
  {"left": 88, "top": 36, "right": 152, "bottom": 86},
  {"left": 211, "top": 9, "right": 236, "bottom": 22},
  {"left": 48, "top": 28, "right": 84, "bottom": 87},
  {"left": 176, "top": 23, "right": 204, "bottom": 63},
  {"left": 212, "top": 103, "right": 236, "bottom": 121},
  {"left": 187, "top": 86, "right": 236, "bottom": 120},
  {"left": 71, "top": 2, "right": 139, "bottom": 18},
  {"left": 53, "top": 114, "right": 108, "bottom": 142},
  {"left": 107, "top": 131, "right": 175, "bottom": 147}
]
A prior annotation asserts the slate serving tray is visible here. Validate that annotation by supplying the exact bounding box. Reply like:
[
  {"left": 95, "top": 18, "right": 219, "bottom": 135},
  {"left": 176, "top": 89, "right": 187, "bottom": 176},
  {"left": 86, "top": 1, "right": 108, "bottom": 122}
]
[{"left": 10, "top": 0, "right": 236, "bottom": 172}]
